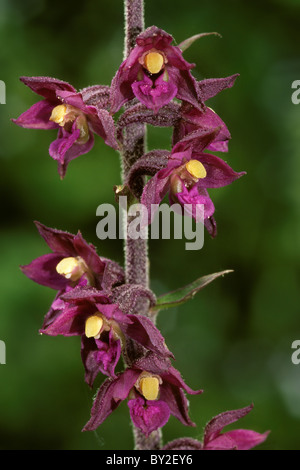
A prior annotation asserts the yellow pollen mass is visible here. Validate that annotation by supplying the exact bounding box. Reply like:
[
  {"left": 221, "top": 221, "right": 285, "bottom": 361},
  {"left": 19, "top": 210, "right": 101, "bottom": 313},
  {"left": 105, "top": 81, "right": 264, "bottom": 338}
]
[
  {"left": 56, "top": 257, "right": 81, "bottom": 280},
  {"left": 186, "top": 160, "right": 207, "bottom": 179},
  {"left": 140, "top": 376, "right": 160, "bottom": 401},
  {"left": 85, "top": 315, "right": 104, "bottom": 338},
  {"left": 49, "top": 104, "right": 67, "bottom": 124},
  {"left": 144, "top": 52, "right": 164, "bottom": 74}
]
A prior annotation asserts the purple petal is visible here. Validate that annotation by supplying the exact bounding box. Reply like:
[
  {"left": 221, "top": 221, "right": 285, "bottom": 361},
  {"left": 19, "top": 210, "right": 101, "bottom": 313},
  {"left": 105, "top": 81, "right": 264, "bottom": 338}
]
[
  {"left": 95, "top": 331, "right": 122, "bottom": 378},
  {"left": 40, "top": 303, "right": 92, "bottom": 336},
  {"left": 172, "top": 127, "right": 222, "bottom": 154},
  {"left": 95, "top": 303, "right": 123, "bottom": 321},
  {"left": 81, "top": 333, "right": 121, "bottom": 386},
  {"left": 159, "top": 382, "right": 196, "bottom": 427},
  {"left": 49, "top": 121, "right": 94, "bottom": 179},
  {"left": 12, "top": 100, "right": 58, "bottom": 130},
  {"left": 34, "top": 221, "right": 78, "bottom": 255},
  {"left": 90, "top": 108, "right": 118, "bottom": 149},
  {"left": 204, "top": 430, "right": 269, "bottom": 450},
  {"left": 193, "top": 153, "right": 246, "bottom": 188},
  {"left": 110, "top": 59, "right": 140, "bottom": 113},
  {"left": 20, "top": 76, "right": 76, "bottom": 100},
  {"left": 41, "top": 290, "right": 67, "bottom": 330},
  {"left": 132, "top": 73, "right": 177, "bottom": 113},
  {"left": 101, "top": 259, "right": 125, "bottom": 291},
  {"left": 120, "top": 314, "right": 173, "bottom": 358},
  {"left": 49, "top": 126, "right": 81, "bottom": 162},
  {"left": 55, "top": 90, "right": 90, "bottom": 113},
  {"left": 136, "top": 26, "right": 173, "bottom": 49},
  {"left": 134, "top": 351, "right": 171, "bottom": 376},
  {"left": 128, "top": 397, "right": 170, "bottom": 437},
  {"left": 164, "top": 45, "right": 195, "bottom": 70},
  {"left": 140, "top": 173, "right": 170, "bottom": 224},
  {"left": 198, "top": 74, "right": 239, "bottom": 102},
  {"left": 175, "top": 105, "right": 231, "bottom": 152},
  {"left": 61, "top": 286, "right": 109, "bottom": 304},
  {"left": 204, "top": 434, "right": 238, "bottom": 450},
  {"left": 21, "top": 253, "right": 68, "bottom": 290},
  {"left": 175, "top": 186, "right": 215, "bottom": 221},
  {"left": 168, "top": 67, "right": 204, "bottom": 111},
  {"left": 81, "top": 336, "right": 102, "bottom": 387},
  {"left": 162, "top": 365, "right": 203, "bottom": 396},
  {"left": 157, "top": 153, "right": 190, "bottom": 179},
  {"left": 223, "top": 430, "right": 269, "bottom": 450},
  {"left": 205, "top": 216, "right": 217, "bottom": 238},
  {"left": 83, "top": 369, "right": 140, "bottom": 431},
  {"left": 204, "top": 404, "right": 254, "bottom": 444},
  {"left": 71, "top": 232, "right": 106, "bottom": 285},
  {"left": 81, "top": 84, "right": 111, "bottom": 109}
]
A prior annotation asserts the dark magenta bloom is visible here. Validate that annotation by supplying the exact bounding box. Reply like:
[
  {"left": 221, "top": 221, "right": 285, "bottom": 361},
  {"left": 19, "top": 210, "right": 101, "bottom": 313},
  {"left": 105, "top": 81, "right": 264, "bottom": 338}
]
[
  {"left": 138, "top": 129, "right": 245, "bottom": 236},
  {"left": 202, "top": 405, "right": 269, "bottom": 450},
  {"left": 83, "top": 352, "right": 202, "bottom": 436},
  {"left": 174, "top": 103, "right": 231, "bottom": 153},
  {"left": 173, "top": 74, "right": 240, "bottom": 152},
  {"left": 110, "top": 26, "right": 202, "bottom": 114},
  {"left": 21, "top": 221, "right": 108, "bottom": 290},
  {"left": 163, "top": 404, "right": 269, "bottom": 450},
  {"left": 13, "top": 76, "right": 118, "bottom": 178},
  {"left": 40, "top": 287, "right": 172, "bottom": 384},
  {"left": 21, "top": 222, "right": 124, "bottom": 329}
]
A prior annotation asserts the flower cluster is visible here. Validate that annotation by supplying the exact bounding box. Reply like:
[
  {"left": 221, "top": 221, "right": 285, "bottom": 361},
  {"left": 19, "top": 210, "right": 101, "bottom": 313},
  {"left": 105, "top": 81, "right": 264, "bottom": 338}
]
[{"left": 16, "top": 25, "right": 268, "bottom": 448}]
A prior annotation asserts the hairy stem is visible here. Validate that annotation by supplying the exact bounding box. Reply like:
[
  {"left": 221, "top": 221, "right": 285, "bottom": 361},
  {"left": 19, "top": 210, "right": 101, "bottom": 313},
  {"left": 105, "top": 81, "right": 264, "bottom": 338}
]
[
  {"left": 122, "top": 0, "right": 162, "bottom": 450},
  {"left": 122, "top": 0, "right": 149, "bottom": 292}
]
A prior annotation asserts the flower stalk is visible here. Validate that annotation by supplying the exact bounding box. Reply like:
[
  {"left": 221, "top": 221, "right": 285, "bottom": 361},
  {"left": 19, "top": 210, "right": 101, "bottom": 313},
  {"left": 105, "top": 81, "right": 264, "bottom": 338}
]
[
  {"left": 121, "top": 0, "right": 149, "bottom": 295},
  {"left": 122, "top": 0, "right": 163, "bottom": 450}
]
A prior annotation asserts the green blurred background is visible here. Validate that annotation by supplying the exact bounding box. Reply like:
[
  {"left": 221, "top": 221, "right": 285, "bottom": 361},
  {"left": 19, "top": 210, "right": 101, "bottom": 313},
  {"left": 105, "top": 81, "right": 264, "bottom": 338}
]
[{"left": 0, "top": 0, "right": 300, "bottom": 450}]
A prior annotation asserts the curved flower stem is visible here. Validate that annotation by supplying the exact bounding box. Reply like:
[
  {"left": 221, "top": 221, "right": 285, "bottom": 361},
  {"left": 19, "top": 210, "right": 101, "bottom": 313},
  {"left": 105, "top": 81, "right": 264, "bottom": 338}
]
[{"left": 122, "top": 0, "right": 162, "bottom": 451}]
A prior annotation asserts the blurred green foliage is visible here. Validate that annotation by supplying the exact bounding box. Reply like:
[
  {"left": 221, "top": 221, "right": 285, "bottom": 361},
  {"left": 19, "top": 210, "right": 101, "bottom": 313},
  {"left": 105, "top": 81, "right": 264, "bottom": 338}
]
[{"left": 0, "top": 0, "right": 300, "bottom": 450}]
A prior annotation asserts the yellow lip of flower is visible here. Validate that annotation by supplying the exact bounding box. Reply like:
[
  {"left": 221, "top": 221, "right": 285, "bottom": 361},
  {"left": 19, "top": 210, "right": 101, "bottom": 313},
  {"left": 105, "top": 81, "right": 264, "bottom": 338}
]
[
  {"left": 49, "top": 104, "right": 68, "bottom": 125},
  {"left": 85, "top": 314, "right": 104, "bottom": 339},
  {"left": 56, "top": 256, "right": 86, "bottom": 282},
  {"left": 185, "top": 160, "right": 207, "bottom": 179},
  {"left": 144, "top": 51, "right": 165, "bottom": 74}
]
